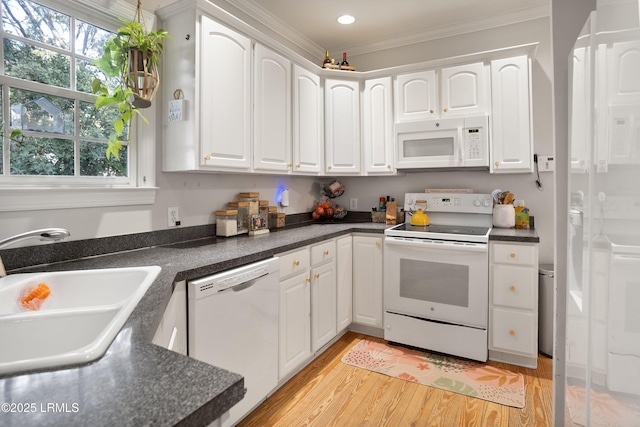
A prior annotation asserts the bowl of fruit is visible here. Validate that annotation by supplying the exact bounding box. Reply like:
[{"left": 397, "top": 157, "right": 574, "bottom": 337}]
[{"left": 312, "top": 198, "right": 347, "bottom": 221}]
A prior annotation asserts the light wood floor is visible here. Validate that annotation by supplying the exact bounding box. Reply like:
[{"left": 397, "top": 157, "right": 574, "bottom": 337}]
[{"left": 239, "top": 331, "right": 553, "bottom": 427}]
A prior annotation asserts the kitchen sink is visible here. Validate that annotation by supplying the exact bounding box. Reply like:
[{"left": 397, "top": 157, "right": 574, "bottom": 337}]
[{"left": 0, "top": 266, "right": 161, "bottom": 375}]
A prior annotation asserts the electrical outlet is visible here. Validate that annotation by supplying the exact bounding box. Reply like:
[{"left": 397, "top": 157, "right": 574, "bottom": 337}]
[
  {"left": 168, "top": 207, "right": 180, "bottom": 227},
  {"left": 350, "top": 198, "right": 358, "bottom": 210},
  {"left": 538, "top": 156, "right": 555, "bottom": 172}
]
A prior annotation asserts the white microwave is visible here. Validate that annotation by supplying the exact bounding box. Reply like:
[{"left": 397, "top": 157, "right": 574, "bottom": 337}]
[{"left": 395, "top": 115, "right": 489, "bottom": 170}]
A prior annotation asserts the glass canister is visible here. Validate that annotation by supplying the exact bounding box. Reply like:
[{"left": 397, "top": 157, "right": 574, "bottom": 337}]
[
  {"left": 227, "top": 201, "right": 250, "bottom": 234},
  {"left": 258, "top": 200, "right": 269, "bottom": 215},
  {"left": 269, "top": 212, "right": 285, "bottom": 228},
  {"left": 267, "top": 206, "right": 278, "bottom": 228},
  {"left": 238, "top": 192, "right": 260, "bottom": 216},
  {"left": 215, "top": 209, "right": 238, "bottom": 237}
]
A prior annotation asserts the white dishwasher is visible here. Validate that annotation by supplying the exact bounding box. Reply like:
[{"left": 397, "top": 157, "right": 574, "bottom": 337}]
[{"left": 188, "top": 257, "right": 279, "bottom": 427}]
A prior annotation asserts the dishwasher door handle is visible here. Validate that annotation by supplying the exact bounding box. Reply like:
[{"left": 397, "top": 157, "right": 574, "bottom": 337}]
[{"left": 228, "top": 273, "right": 269, "bottom": 292}]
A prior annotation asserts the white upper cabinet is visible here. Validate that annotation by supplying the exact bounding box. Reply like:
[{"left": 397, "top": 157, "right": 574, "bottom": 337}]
[
  {"left": 199, "top": 15, "right": 252, "bottom": 171},
  {"left": 394, "top": 70, "right": 437, "bottom": 121},
  {"left": 394, "top": 63, "right": 488, "bottom": 122},
  {"left": 490, "top": 55, "right": 533, "bottom": 173},
  {"left": 161, "top": 12, "right": 252, "bottom": 172},
  {"left": 440, "top": 62, "right": 489, "bottom": 117},
  {"left": 293, "top": 65, "right": 323, "bottom": 174},
  {"left": 324, "top": 78, "right": 361, "bottom": 175},
  {"left": 363, "top": 77, "right": 395, "bottom": 174},
  {"left": 253, "top": 43, "right": 292, "bottom": 172}
]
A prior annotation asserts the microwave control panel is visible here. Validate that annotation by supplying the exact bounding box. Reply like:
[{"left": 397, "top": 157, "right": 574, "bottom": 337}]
[{"left": 464, "top": 127, "right": 484, "bottom": 159}]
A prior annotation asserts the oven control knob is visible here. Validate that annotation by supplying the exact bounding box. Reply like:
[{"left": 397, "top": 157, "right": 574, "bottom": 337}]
[
  {"left": 473, "top": 199, "right": 481, "bottom": 207},
  {"left": 482, "top": 199, "right": 491, "bottom": 207}
]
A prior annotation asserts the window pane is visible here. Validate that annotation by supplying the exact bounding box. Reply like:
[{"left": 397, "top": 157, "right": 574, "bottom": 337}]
[
  {"left": 10, "top": 135, "right": 74, "bottom": 176},
  {"left": 80, "top": 141, "right": 127, "bottom": 177},
  {"left": 10, "top": 88, "right": 74, "bottom": 135},
  {"left": 3, "top": 38, "right": 71, "bottom": 88},
  {"left": 1, "top": 0, "right": 70, "bottom": 50},
  {"left": 79, "top": 101, "right": 129, "bottom": 140},
  {"left": 75, "top": 20, "right": 113, "bottom": 59}
]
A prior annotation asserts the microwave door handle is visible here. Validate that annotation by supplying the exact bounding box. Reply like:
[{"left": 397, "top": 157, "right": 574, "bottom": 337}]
[{"left": 458, "top": 128, "right": 464, "bottom": 162}]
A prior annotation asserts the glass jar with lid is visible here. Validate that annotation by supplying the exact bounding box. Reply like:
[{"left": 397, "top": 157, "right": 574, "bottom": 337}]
[
  {"left": 227, "top": 201, "right": 250, "bottom": 234},
  {"left": 215, "top": 210, "right": 238, "bottom": 237}
]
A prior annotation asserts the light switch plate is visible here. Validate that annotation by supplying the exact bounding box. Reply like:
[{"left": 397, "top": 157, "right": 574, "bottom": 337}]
[{"left": 538, "top": 156, "right": 555, "bottom": 172}]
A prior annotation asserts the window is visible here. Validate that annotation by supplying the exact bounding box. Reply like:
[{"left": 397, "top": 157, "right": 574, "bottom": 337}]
[{"left": 0, "top": 0, "right": 157, "bottom": 211}]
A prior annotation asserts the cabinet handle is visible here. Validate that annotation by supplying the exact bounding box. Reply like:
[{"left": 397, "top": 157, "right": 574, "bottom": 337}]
[
  {"left": 429, "top": 109, "right": 434, "bottom": 114},
  {"left": 510, "top": 253, "right": 516, "bottom": 258},
  {"left": 328, "top": 165, "right": 332, "bottom": 170},
  {"left": 296, "top": 164, "right": 301, "bottom": 169},
  {"left": 324, "top": 250, "right": 330, "bottom": 255},
  {"left": 314, "top": 273, "right": 320, "bottom": 279},
  {"left": 375, "top": 241, "right": 381, "bottom": 248},
  {"left": 386, "top": 164, "right": 391, "bottom": 169},
  {"left": 204, "top": 154, "right": 211, "bottom": 161},
  {"left": 293, "top": 260, "right": 300, "bottom": 266},
  {"left": 495, "top": 161, "right": 501, "bottom": 167},
  {"left": 443, "top": 107, "right": 448, "bottom": 113},
  {"left": 305, "top": 277, "right": 311, "bottom": 283},
  {"left": 509, "top": 285, "right": 516, "bottom": 292},
  {"left": 287, "top": 163, "right": 292, "bottom": 168},
  {"left": 509, "top": 329, "right": 516, "bottom": 336}
]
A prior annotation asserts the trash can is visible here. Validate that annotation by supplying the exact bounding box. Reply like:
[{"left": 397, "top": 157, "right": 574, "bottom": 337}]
[{"left": 539, "top": 264, "right": 554, "bottom": 357}]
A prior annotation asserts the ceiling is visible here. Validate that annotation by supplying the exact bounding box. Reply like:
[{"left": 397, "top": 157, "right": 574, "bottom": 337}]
[{"left": 142, "top": 0, "right": 550, "bottom": 56}]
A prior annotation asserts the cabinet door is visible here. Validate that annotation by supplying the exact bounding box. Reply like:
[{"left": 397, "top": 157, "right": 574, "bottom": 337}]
[
  {"left": 336, "top": 236, "right": 353, "bottom": 331},
  {"left": 254, "top": 44, "right": 292, "bottom": 172},
  {"left": 311, "top": 261, "right": 337, "bottom": 352},
  {"left": 609, "top": 41, "right": 640, "bottom": 104},
  {"left": 490, "top": 55, "right": 533, "bottom": 173},
  {"left": 352, "top": 235, "right": 383, "bottom": 327},
  {"left": 324, "top": 78, "right": 361, "bottom": 175},
  {"left": 293, "top": 65, "right": 322, "bottom": 174},
  {"left": 570, "top": 46, "right": 590, "bottom": 172},
  {"left": 363, "top": 77, "right": 395, "bottom": 175},
  {"left": 279, "top": 271, "right": 311, "bottom": 379},
  {"left": 440, "top": 62, "right": 488, "bottom": 117},
  {"left": 200, "top": 15, "right": 252, "bottom": 170},
  {"left": 394, "top": 70, "right": 437, "bottom": 121},
  {"left": 491, "top": 307, "right": 536, "bottom": 356}
]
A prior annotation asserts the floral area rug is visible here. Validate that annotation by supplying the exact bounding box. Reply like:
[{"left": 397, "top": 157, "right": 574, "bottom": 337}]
[{"left": 341, "top": 339, "right": 525, "bottom": 408}]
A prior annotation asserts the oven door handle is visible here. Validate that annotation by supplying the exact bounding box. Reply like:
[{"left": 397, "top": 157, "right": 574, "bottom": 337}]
[{"left": 384, "top": 236, "right": 488, "bottom": 252}]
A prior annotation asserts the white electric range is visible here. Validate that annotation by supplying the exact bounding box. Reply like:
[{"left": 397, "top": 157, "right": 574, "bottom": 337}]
[{"left": 384, "top": 192, "right": 493, "bottom": 361}]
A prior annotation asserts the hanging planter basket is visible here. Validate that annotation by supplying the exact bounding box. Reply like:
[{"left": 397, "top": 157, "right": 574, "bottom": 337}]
[{"left": 125, "top": 47, "right": 159, "bottom": 109}]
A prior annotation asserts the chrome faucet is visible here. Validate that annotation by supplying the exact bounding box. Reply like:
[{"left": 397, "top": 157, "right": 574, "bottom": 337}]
[{"left": 0, "top": 228, "right": 70, "bottom": 277}]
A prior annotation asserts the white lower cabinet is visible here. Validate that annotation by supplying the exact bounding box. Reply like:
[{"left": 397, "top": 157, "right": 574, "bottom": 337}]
[
  {"left": 336, "top": 236, "right": 353, "bottom": 331},
  {"left": 352, "top": 235, "right": 383, "bottom": 328},
  {"left": 277, "top": 247, "right": 311, "bottom": 380},
  {"left": 311, "top": 261, "right": 336, "bottom": 352},
  {"left": 278, "top": 270, "right": 311, "bottom": 379},
  {"left": 489, "top": 241, "right": 539, "bottom": 368}
]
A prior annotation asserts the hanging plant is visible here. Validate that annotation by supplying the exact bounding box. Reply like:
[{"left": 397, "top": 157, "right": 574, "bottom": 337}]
[{"left": 91, "top": 1, "right": 170, "bottom": 159}]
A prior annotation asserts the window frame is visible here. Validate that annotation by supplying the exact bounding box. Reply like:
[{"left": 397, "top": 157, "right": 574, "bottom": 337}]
[{"left": 0, "top": 0, "right": 157, "bottom": 212}]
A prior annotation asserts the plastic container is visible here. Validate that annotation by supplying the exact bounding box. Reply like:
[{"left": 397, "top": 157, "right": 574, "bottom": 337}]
[
  {"left": 227, "top": 201, "right": 249, "bottom": 234},
  {"left": 215, "top": 209, "right": 238, "bottom": 237},
  {"left": 539, "top": 264, "right": 554, "bottom": 357}
]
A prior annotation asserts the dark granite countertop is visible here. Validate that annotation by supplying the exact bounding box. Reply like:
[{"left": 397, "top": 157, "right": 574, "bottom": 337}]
[
  {"left": 0, "top": 222, "right": 387, "bottom": 427},
  {"left": 489, "top": 227, "right": 540, "bottom": 243}
]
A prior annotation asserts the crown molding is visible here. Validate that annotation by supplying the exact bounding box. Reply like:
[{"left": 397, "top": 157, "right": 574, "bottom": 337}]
[{"left": 222, "top": 1, "right": 550, "bottom": 59}]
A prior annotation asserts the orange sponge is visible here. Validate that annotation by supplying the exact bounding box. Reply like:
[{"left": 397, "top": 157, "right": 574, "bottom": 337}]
[{"left": 20, "top": 283, "right": 51, "bottom": 310}]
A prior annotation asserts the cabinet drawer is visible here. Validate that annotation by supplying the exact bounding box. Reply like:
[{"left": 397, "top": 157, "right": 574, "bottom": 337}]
[
  {"left": 311, "top": 240, "right": 335, "bottom": 266},
  {"left": 491, "top": 308, "right": 536, "bottom": 356},
  {"left": 492, "top": 264, "right": 537, "bottom": 310},
  {"left": 278, "top": 248, "right": 310, "bottom": 279},
  {"left": 491, "top": 243, "right": 537, "bottom": 266}
]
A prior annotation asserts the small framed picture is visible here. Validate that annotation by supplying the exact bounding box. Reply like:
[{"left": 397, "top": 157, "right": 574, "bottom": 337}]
[{"left": 250, "top": 213, "right": 267, "bottom": 230}]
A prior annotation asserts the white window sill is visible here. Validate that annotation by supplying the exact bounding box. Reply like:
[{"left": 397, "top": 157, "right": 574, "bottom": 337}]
[{"left": 0, "top": 187, "right": 158, "bottom": 212}]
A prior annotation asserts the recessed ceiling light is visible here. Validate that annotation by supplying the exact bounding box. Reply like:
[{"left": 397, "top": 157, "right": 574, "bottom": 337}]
[{"left": 337, "top": 15, "right": 355, "bottom": 25}]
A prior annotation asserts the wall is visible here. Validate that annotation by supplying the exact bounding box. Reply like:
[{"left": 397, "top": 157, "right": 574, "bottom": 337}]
[{"left": 0, "top": 10, "right": 554, "bottom": 262}]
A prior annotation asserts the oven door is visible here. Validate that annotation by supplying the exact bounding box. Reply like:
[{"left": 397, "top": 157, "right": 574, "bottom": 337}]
[{"left": 384, "top": 236, "right": 488, "bottom": 328}]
